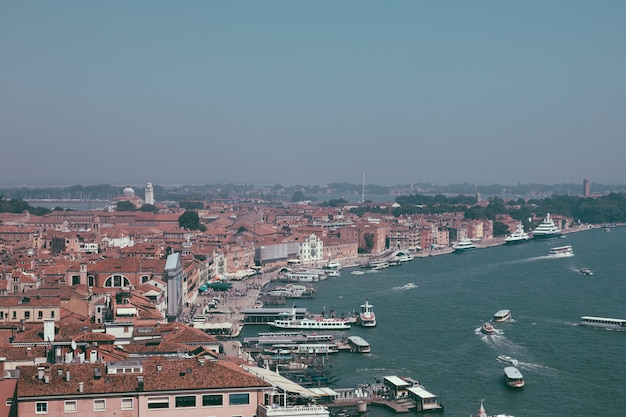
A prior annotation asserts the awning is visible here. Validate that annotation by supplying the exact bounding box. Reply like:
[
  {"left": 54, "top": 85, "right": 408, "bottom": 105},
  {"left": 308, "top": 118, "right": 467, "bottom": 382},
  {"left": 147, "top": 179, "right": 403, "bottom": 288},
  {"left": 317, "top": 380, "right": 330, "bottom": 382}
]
[{"left": 243, "top": 365, "right": 319, "bottom": 397}]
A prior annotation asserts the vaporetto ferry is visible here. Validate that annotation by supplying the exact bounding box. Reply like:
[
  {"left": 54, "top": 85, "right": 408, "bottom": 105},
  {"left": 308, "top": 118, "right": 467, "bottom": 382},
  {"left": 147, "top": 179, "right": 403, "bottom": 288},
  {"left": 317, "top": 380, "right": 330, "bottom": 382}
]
[{"left": 579, "top": 316, "right": 626, "bottom": 330}]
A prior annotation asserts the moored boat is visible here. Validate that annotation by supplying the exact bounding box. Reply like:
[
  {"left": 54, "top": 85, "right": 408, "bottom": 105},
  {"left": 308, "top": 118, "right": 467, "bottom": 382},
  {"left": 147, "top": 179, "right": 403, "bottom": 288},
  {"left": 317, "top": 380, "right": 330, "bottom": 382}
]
[
  {"left": 481, "top": 322, "right": 495, "bottom": 335},
  {"left": 533, "top": 213, "right": 562, "bottom": 239},
  {"left": 505, "top": 223, "right": 530, "bottom": 244},
  {"left": 493, "top": 309, "right": 512, "bottom": 323},
  {"left": 357, "top": 299, "right": 376, "bottom": 327},
  {"left": 503, "top": 366, "right": 524, "bottom": 388},
  {"left": 269, "top": 307, "right": 352, "bottom": 330},
  {"left": 453, "top": 238, "right": 478, "bottom": 253},
  {"left": 548, "top": 245, "right": 574, "bottom": 258}
]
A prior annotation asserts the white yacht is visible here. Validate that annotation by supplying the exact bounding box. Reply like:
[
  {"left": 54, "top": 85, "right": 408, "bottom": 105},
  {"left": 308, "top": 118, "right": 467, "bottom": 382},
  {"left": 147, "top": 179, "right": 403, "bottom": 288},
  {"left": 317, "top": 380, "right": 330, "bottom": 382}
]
[
  {"left": 532, "top": 213, "right": 562, "bottom": 239},
  {"left": 505, "top": 223, "right": 530, "bottom": 244},
  {"left": 453, "top": 238, "right": 478, "bottom": 253}
]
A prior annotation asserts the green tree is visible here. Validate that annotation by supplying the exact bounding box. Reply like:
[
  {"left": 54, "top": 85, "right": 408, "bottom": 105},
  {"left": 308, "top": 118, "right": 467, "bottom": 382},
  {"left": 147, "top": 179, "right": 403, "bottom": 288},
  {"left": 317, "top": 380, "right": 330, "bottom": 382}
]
[
  {"left": 178, "top": 210, "right": 205, "bottom": 231},
  {"left": 139, "top": 204, "right": 159, "bottom": 213},
  {"left": 116, "top": 201, "right": 136, "bottom": 212}
]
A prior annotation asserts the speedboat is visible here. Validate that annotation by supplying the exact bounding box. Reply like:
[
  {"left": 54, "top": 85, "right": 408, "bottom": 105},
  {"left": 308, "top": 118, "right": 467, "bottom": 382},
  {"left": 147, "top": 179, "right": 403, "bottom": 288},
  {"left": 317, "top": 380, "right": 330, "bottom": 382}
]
[
  {"left": 481, "top": 322, "right": 495, "bottom": 335},
  {"left": 579, "top": 267, "right": 593, "bottom": 276},
  {"left": 497, "top": 355, "right": 519, "bottom": 367},
  {"left": 402, "top": 283, "right": 417, "bottom": 290}
]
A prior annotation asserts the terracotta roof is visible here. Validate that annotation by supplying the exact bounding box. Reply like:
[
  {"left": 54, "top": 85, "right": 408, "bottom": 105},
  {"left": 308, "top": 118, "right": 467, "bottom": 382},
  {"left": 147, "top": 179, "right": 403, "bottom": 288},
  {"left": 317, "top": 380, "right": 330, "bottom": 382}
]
[{"left": 17, "top": 358, "right": 271, "bottom": 397}]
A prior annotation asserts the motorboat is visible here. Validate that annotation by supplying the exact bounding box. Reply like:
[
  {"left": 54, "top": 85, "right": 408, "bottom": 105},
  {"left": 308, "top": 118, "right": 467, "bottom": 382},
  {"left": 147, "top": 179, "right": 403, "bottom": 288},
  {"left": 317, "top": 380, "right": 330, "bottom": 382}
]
[
  {"left": 505, "top": 223, "right": 530, "bottom": 244},
  {"left": 481, "top": 322, "right": 495, "bottom": 335},
  {"left": 532, "top": 213, "right": 562, "bottom": 239},
  {"left": 326, "top": 270, "right": 341, "bottom": 277},
  {"left": 579, "top": 267, "right": 593, "bottom": 276},
  {"left": 493, "top": 309, "right": 512, "bottom": 323},
  {"left": 357, "top": 299, "right": 376, "bottom": 327},
  {"left": 350, "top": 270, "right": 365, "bottom": 275},
  {"left": 497, "top": 355, "right": 519, "bottom": 367},
  {"left": 548, "top": 245, "right": 574, "bottom": 258},
  {"left": 503, "top": 366, "right": 525, "bottom": 388},
  {"left": 402, "top": 282, "right": 417, "bottom": 290},
  {"left": 453, "top": 238, "right": 478, "bottom": 253}
]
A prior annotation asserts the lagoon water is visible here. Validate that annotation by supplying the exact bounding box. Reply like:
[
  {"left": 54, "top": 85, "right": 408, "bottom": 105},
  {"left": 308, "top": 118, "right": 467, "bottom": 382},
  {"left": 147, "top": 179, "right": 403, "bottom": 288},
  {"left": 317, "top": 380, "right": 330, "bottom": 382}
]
[{"left": 240, "top": 226, "right": 626, "bottom": 416}]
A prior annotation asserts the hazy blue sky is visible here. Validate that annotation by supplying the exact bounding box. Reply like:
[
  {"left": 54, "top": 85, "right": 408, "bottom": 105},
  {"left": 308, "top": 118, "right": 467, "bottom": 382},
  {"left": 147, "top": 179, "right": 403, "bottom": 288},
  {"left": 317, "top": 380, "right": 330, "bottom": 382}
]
[{"left": 2, "top": 2, "right": 626, "bottom": 187}]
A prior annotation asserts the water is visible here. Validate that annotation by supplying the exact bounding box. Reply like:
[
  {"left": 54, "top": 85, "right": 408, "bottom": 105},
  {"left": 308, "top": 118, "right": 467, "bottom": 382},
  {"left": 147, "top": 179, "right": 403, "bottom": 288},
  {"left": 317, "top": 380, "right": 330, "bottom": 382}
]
[{"left": 240, "top": 227, "right": 626, "bottom": 416}]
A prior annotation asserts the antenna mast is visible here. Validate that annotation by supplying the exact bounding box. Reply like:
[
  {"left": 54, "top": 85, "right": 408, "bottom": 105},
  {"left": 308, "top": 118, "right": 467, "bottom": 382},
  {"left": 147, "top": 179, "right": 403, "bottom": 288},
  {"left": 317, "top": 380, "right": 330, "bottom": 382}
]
[{"left": 361, "top": 171, "right": 365, "bottom": 204}]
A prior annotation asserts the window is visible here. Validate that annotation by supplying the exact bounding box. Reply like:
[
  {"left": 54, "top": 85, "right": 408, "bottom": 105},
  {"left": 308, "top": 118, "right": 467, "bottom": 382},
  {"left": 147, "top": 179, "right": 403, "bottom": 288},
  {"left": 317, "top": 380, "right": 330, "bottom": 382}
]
[
  {"left": 141, "top": 275, "right": 150, "bottom": 283},
  {"left": 12, "top": 311, "right": 16, "bottom": 319},
  {"left": 175, "top": 395, "right": 196, "bottom": 408},
  {"left": 64, "top": 400, "right": 77, "bottom": 413},
  {"left": 38, "top": 310, "right": 43, "bottom": 319},
  {"left": 50, "top": 311, "right": 55, "bottom": 318},
  {"left": 121, "top": 398, "right": 134, "bottom": 410},
  {"left": 229, "top": 393, "right": 249, "bottom": 406},
  {"left": 202, "top": 394, "right": 223, "bottom": 407},
  {"left": 93, "top": 399, "right": 106, "bottom": 411},
  {"left": 36, "top": 402, "right": 48, "bottom": 414},
  {"left": 0, "top": 312, "right": 4, "bottom": 319},
  {"left": 88, "top": 276, "right": 95, "bottom": 287},
  {"left": 72, "top": 275, "right": 80, "bottom": 285},
  {"left": 104, "top": 274, "right": 130, "bottom": 288},
  {"left": 25, "top": 311, "right": 30, "bottom": 319},
  {"left": 147, "top": 397, "right": 169, "bottom": 409}
]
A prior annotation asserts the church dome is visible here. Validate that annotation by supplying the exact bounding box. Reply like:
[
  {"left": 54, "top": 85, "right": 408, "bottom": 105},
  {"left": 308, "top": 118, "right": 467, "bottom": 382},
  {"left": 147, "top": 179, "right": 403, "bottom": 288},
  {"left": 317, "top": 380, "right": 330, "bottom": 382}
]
[{"left": 123, "top": 184, "right": 135, "bottom": 196}]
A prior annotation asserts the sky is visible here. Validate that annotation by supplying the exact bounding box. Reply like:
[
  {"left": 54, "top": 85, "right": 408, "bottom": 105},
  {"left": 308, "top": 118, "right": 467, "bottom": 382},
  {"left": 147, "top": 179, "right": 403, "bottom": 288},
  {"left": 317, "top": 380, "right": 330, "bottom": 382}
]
[{"left": 2, "top": 1, "right": 626, "bottom": 187}]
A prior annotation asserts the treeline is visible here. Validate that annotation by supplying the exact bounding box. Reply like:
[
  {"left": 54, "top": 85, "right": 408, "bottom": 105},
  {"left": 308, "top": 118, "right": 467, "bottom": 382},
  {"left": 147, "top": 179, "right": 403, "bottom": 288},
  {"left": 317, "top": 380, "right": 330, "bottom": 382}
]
[
  {"left": 391, "top": 193, "right": 626, "bottom": 225},
  {"left": 0, "top": 196, "right": 51, "bottom": 216}
]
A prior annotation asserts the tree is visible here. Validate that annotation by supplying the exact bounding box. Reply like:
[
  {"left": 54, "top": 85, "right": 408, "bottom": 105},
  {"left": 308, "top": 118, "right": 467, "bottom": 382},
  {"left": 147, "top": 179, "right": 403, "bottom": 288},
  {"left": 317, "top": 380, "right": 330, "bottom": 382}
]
[
  {"left": 178, "top": 210, "right": 205, "bottom": 231},
  {"left": 116, "top": 201, "right": 136, "bottom": 212},
  {"left": 139, "top": 204, "right": 159, "bottom": 213}
]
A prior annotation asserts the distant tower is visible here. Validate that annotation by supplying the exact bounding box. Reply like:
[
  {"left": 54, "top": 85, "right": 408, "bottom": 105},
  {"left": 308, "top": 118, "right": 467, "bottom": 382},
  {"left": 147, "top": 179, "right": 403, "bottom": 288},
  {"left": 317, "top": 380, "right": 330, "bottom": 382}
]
[
  {"left": 583, "top": 178, "right": 590, "bottom": 197},
  {"left": 361, "top": 171, "right": 365, "bottom": 204},
  {"left": 145, "top": 182, "right": 155, "bottom": 205}
]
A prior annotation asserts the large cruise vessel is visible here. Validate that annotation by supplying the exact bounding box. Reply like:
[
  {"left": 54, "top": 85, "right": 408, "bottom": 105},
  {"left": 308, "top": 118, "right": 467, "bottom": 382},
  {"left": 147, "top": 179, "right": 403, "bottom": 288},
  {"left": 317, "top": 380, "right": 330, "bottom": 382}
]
[
  {"left": 505, "top": 223, "right": 530, "bottom": 244},
  {"left": 532, "top": 213, "right": 562, "bottom": 239}
]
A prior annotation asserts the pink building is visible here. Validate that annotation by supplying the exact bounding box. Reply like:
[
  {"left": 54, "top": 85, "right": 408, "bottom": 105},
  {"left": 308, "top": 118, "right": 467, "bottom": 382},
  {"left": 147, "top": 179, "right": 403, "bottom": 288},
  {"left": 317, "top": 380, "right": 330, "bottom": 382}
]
[{"left": 17, "top": 358, "right": 272, "bottom": 417}]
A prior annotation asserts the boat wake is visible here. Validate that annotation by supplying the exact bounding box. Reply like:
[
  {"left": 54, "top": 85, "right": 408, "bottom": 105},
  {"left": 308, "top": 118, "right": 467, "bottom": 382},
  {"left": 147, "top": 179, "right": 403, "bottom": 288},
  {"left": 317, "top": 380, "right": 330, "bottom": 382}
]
[{"left": 392, "top": 283, "right": 417, "bottom": 291}]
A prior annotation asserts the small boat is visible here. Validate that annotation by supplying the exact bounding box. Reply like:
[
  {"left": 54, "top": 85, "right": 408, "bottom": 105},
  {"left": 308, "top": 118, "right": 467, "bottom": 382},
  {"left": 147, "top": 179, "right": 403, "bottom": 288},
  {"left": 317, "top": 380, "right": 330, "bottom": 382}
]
[
  {"left": 579, "top": 267, "right": 593, "bottom": 276},
  {"left": 350, "top": 270, "right": 365, "bottom": 275},
  {"left": 453, "top": 238, "right": 478, "bottom": 253},
  {"left": 497, "top": 355, "right": 519, "bottom": 367},
  {"left": 503, "top": 366, "right": 524, "bottom": 388},
  {"left": 326, "top": 270, "right": 341, "bottom": 277},
  {"left": 402, "top": 283, "right": 417, "bottom": 290},
  {"left": 481, "top": 322, "right": 495, "bottom": 335},
  {"left": 548, "top": 245, "right": 574, "bottom": 258},
  {"left": 493, "top": 309, "right": 512, "bottom": 323}
]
